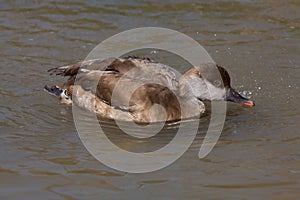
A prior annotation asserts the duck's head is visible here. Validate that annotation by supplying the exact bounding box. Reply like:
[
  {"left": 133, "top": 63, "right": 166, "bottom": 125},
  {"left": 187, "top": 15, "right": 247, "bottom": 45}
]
[{"left": 180, "top": 63, "right": 255, "bottom": 107}]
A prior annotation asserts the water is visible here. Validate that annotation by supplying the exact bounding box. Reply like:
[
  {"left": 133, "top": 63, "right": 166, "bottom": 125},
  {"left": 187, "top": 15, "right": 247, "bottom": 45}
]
[{"left": 1, "top": 0, "right": 299, "bottom": 199}]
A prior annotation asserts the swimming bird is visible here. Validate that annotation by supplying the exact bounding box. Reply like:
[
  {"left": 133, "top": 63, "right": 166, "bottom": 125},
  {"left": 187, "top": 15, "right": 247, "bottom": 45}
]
[{"left": 45, "top": 57, "right": 254, "bottom": 123}]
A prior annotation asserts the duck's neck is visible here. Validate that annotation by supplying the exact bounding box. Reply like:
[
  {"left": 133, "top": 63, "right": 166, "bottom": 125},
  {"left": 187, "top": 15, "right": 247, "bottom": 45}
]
[{"left": 178, "top": 68, "right": 203, "bottom": 99}]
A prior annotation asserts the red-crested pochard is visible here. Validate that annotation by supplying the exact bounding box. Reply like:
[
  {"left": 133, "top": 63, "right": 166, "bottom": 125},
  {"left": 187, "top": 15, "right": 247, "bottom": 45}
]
[{"left": 45, "top": 57, "right": 254, "bottom": 123}]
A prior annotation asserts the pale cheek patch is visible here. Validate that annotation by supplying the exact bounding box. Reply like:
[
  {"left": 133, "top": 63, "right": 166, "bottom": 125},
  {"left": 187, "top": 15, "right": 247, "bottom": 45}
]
[
  {"left": 204, "top": 80, "right": 226, "bottom": 100},
  {"left": 186, "top": 77, "right": 226, "bottom": 100}
]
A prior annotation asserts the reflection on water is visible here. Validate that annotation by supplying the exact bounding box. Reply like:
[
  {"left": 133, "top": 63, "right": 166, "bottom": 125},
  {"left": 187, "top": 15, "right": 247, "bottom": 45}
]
[
  {"left": 1, "top": 0, "right": 299, "bottom": 199},
  {"left": 76, "top": 107, "right": 210, "bottom": 153}
]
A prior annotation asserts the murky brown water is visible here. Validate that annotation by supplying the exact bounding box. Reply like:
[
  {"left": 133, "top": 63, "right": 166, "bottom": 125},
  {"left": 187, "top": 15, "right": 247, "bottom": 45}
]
[{"left": 1, "top": 1, "right": 299, "bottom": 199}]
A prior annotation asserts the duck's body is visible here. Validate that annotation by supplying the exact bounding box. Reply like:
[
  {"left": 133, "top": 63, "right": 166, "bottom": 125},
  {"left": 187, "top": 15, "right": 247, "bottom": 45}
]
[{"left": 45, "top": 57, "right": 254, "bottom": 123}]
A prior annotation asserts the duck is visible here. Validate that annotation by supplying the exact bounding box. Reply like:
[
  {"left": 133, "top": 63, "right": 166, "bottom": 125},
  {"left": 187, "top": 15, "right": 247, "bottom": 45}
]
[{"left": 45, "top": 57, "right": 254, "bottom": 123}]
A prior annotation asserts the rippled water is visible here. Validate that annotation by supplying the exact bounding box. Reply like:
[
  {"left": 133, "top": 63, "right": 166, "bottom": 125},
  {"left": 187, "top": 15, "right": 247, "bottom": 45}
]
[{"left": 1, "top": 1, "right": 299, "bottom": 199}]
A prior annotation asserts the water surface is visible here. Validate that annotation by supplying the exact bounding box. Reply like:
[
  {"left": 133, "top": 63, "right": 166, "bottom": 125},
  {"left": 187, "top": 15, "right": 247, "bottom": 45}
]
[{"left": 1, "top": 0, "right": 299, "bottom": 199}]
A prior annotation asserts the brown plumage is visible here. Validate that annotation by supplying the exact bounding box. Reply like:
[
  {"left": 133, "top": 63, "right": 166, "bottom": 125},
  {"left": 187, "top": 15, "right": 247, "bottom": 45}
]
[{"left": 45, "top": 57, "right": 254, "bottom": 123}]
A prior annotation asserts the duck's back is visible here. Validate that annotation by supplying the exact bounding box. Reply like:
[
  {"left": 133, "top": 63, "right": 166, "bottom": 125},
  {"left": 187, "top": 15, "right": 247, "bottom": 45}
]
[
  {"left": 47, "top": 57, "right": 204, "bottom": 122},
  {"left": 48, "top": 57, "right": 179, "bottom": 91}
]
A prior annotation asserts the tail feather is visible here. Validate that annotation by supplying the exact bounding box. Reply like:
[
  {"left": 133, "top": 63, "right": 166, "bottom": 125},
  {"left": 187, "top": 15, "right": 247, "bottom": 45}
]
[
  {"left": 47, "top": 62, "right": 82, "bottom": 76},
  {"left": 47, "top": 58, "right": 117, "bottom": 76},
  {"left": 47, "top": 66, "right": 69, "bottom": 76}
]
